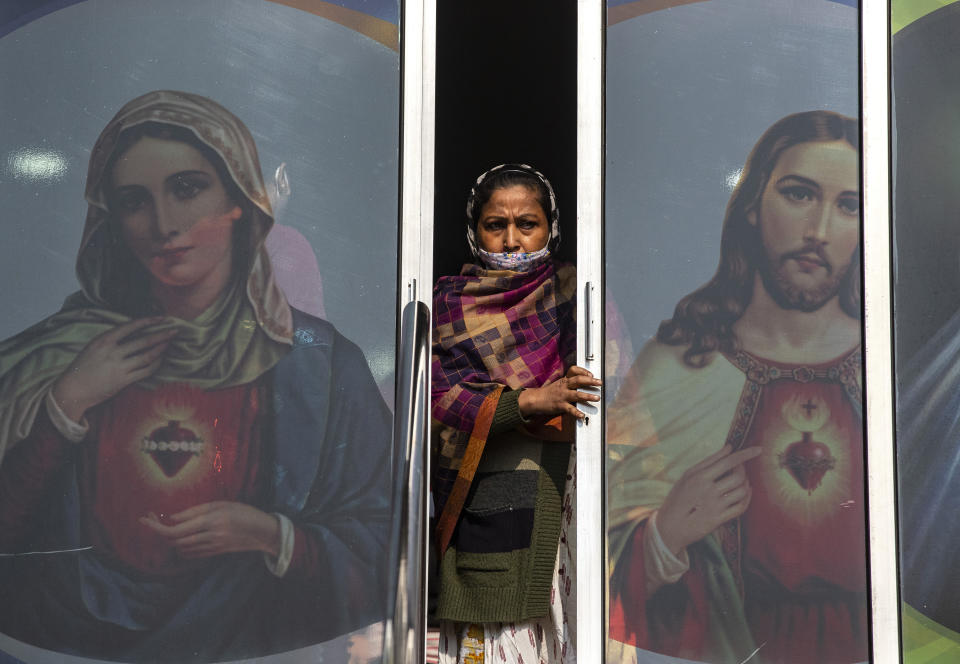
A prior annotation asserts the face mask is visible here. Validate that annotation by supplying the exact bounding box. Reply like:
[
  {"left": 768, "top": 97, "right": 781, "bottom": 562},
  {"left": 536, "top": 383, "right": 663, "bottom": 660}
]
[{"left": 477, "top": 246, "right": 551, "bottom": 272}]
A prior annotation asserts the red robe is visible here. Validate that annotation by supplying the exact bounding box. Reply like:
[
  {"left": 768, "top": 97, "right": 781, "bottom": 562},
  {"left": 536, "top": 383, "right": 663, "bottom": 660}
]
[
  {"left": 0, "top": 382, "right": 322, "bottom": 578},
  {"left": 610, "top": 349, "right": 867, "bottom": 664}
]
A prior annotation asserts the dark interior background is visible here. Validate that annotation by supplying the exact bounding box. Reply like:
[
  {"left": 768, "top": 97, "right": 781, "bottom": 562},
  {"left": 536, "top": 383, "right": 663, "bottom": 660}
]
[{"left": 432, "top": 0, "right": 578, "bottom": 281}]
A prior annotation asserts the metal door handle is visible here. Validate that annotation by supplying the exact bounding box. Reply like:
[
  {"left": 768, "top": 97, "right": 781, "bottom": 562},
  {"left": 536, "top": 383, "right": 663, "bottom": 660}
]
[
  {"left": 585, "top": 281, "right": 595, "bottom": 361},
  {"left": 384, "top": 300, "right": 430, "bottom": 664}
]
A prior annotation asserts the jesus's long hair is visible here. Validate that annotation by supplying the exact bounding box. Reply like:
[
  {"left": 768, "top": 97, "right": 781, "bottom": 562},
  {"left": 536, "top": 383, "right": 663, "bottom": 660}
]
[{"left": 657, "top": 110, "right": 861, "bottom": 367}]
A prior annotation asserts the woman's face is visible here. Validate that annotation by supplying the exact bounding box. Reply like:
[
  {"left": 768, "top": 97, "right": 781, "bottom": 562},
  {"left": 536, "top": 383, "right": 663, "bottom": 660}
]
[
  {"left": 110, "top": 136, "right": 242, "bottom": 292},
  {"left": 476, "top": 184, "right": 550, "bottom": 254}
]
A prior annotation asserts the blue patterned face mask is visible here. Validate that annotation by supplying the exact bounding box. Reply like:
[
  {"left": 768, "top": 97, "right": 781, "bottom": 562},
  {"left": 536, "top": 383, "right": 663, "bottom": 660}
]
[{"left": 477, "top": 246, "right": 551, "bottom": 272}]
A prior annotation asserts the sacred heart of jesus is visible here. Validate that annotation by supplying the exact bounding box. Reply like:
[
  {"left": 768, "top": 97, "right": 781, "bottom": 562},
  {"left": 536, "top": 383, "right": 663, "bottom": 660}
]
[
  {"left": 779, "top": 431, "right": 836, "bottom": 494},
  {"left": 140, "top": 420, "right": 205, "bottom": 478},
  {"left": 778, "top": 395, "right": 837, "bottom": 494}
]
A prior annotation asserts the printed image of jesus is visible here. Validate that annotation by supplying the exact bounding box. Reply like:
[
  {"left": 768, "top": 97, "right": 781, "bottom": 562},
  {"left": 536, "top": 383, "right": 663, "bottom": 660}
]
[{"left": 606, "top": 110, "right": 868, "bottom": 664}]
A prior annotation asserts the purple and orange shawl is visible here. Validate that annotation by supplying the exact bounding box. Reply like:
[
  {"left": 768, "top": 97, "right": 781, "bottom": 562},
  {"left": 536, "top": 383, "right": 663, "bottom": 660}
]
[{"left": 431, "top": 260, "right": 576, "bottom": 555}]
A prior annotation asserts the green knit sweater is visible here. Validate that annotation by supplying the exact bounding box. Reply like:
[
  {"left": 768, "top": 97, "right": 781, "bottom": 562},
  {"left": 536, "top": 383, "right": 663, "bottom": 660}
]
[{"left": 436, "top": 389, "right": 570, "bottom": 623}]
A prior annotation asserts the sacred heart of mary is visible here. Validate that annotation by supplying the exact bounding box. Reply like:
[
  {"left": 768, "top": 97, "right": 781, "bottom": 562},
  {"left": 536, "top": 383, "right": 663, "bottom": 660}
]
[
  {"left": 778, "top": 395, "right": 836, "bottom": 494},
  {"left": 140, "top": 420, "right": 205, "bottom": 478}
]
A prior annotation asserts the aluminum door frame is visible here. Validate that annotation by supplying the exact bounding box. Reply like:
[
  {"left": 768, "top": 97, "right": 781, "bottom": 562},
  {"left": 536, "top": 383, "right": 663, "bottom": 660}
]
[
  {"left": 577, "top": 1, "right": 605, "bottom": 661},
  {"left": 862, "top": 0, "right": 899, "bottom": 661}
]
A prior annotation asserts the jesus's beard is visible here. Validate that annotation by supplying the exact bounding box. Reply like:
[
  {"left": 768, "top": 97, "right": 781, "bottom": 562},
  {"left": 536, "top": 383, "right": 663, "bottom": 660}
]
[{"left": 758, "top": 243, "right": 851, "bottom": 312}]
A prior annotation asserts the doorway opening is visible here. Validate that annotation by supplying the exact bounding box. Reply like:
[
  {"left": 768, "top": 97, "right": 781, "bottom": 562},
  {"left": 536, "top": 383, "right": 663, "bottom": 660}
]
[{"left": 432, "top": 0, "right": 578, "bottom": 281}]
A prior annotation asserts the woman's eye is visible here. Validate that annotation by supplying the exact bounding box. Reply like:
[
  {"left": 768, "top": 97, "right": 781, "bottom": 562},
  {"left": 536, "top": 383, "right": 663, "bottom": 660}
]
[
  {"left": 837, "top": 196, "right": 860, "bottom": 216},
  {"left": 780, "top": 186, "right": 815, "bottom": 203},
  {"left": 483, "top": 221, "right": 505, "bottom": 232},
  {"left": 115, "top": 190, "right": 148, "bottom": 213},
  {"left": 518, "top": 220, "right": 538, "bottom": 230},
  {"left": 171, "top": 176, "right": 206, "bottom": 200}
]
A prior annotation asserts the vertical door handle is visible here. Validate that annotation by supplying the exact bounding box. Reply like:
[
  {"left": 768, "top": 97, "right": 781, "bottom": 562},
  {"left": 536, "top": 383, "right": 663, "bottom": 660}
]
[
  {"left": 385, "top": 300, "right": 430, "bottom": 664},
  {"left": 585, "top": 281, "right": 595, "bottom": 361}
]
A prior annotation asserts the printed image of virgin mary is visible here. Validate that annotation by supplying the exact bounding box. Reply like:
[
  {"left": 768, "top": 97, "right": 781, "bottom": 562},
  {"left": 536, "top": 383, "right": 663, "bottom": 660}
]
[{"left": 0, "top": 90, "right": 392, "bottom": 661}]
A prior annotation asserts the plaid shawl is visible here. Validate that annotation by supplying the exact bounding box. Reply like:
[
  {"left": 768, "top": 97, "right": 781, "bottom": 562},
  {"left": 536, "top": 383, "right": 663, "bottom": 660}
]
[{"left": 431, "top": 260, "right": 575, "bottom": 554}]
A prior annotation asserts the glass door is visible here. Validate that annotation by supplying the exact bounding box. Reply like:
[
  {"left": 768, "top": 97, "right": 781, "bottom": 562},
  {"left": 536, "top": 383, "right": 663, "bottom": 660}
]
[
  {"left": 0, "top": 1, "right": 406, "bottom": 661},
  {"left": 892, "top": 2, "right": 960, "bottom": 662},
  {"left": 602, "top": 1, "right": 868, "bottom": 662}
]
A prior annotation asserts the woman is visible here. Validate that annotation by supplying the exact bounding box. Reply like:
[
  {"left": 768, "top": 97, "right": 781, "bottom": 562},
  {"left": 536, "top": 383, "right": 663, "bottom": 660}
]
[
  {"left": 0, "top": 90, "right": 392, "bottom": 661},
  {"left": 431, "top": 163, "right": 599, "bottom": 663}
]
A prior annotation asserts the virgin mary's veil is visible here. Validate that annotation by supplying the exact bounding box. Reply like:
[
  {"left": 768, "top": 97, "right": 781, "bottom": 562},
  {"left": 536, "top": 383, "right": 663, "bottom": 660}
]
[{"left": 0, "top": 90, "right": 293, "bottom": 463}]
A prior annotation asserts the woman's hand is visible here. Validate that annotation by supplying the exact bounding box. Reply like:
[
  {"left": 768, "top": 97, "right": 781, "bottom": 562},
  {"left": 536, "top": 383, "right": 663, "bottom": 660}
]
[
  {"left": 139, "top": 501, "right": 281, "bottom": 558},
  {"left": 51, "top": 317, "right": 177, "bottom": 422},
  {"left": 518, "top": 365, "right": 601, "bottom": 420},
  {"left": 655, "top": 445, "right": 761, "bottom": 556}
]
